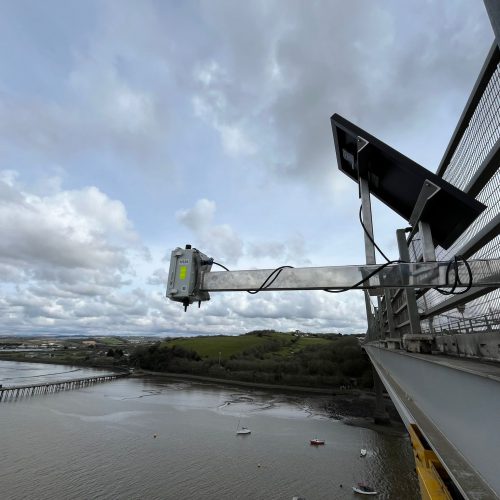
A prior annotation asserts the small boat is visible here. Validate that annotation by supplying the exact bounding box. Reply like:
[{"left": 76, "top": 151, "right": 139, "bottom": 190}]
[
  {"left": 310, "top": 438, "right": 325, "bottom": 445},
  {"left": 360, "top": 448, "right": 367, "bottom": 457},
  {"left": 235, "top": 415, "right": 251, "bottom": 435},
  {"left": 352, "top": 483, "right": 378, "bottom": 495}
]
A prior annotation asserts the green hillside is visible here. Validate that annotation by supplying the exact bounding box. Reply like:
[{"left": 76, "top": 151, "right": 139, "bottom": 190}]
[
  {"left": 132, "top": 332, "right": 372, "bottom": 389},
  {"left": 162, "top": 334, "right": 277, "bottom": 359},
  {"left": 162, "top": 332, "right": 334, "bottom": 360}
]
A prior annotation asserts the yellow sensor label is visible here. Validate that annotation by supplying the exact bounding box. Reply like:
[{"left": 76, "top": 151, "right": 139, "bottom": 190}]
[{"left": 179, "top": 266, "right": 187, "bottom": 280}]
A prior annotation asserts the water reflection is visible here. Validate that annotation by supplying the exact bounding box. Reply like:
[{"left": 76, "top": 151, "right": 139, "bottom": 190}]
[{"left": 0, "top": 362, "right": 419, "bottom": 500}]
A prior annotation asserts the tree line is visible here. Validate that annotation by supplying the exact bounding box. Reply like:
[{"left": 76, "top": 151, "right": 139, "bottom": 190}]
[{"left": 130, "top": 334, "right": 373, "bottom": 388}]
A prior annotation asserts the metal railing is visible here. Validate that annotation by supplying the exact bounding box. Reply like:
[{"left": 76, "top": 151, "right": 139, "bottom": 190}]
[{"left": 375, "top": 44, "right": 500, "bottom": 342}]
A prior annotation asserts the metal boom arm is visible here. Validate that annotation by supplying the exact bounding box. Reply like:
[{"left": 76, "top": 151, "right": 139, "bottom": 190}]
[
  {"left": 202, "top": 261, "right": 500, "bottom": 291},
  {"left": 165, "top": 247, "right": 500, "bottom": 310}
]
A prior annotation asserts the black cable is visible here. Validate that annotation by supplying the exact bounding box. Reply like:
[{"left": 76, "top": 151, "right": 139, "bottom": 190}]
[
  {"left": 212, "top": 261, "right": 294, "bottom": 294},
  {"left": 212, "top": 261, "right": 230, "bottom": 272},
  {"left": 358, "top": 206, "right": 391, "bottom": 263},
  {"left": 435, "top": 257, "right": 459, "bottom": 295},
  {"left": 247, "top": 266, "right": 294, "bottom": 294},
  {"left": 324, "top": 260, "right": 402, "bottom": 293},
  {"left": 460, "top": 257, "right": 473, "bottom": 293},
  {"left": 357, "top": 204, "right": 475, "bottom": 295},
  {"left": 434, "top": 255, "right": 473, "bottom": 295}
]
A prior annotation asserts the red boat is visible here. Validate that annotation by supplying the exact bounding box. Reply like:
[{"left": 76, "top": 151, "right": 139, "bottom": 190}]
[{"left": 310, "top": 438, "right": 325, "bottom": 445}]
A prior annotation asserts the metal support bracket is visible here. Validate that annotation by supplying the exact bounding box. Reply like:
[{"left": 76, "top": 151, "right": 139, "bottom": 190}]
[
  {"left": 407, "top": 180, "right": 440, "bottom": 245},
  {"left": 357, "top": 136, "right": 380, "bottom": 295}
]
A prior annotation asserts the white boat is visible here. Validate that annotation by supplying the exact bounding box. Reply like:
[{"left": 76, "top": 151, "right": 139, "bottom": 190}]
[
  {"left": 236, "top": 416, "right": 251, "bottom": 435},
  {"left": 352, "top": 483, "right": 378, "bottom": 495},
  {"left": 360, "top": 448, "right": 367, "bottom": 457}
]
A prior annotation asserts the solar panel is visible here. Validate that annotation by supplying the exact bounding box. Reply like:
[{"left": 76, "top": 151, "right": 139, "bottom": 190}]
[{"left": 331, "top": 113, "right": 486, "bottom": 250}]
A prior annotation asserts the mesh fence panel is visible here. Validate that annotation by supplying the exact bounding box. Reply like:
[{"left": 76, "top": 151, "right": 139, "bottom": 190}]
[{"left": 418, "top": 56, "right": 500, "bottom": 334}]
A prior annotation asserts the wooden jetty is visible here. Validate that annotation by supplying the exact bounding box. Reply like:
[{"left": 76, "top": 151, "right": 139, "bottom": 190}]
[{"left": 0, "top": 372, "right": 129, "bottom": 402}]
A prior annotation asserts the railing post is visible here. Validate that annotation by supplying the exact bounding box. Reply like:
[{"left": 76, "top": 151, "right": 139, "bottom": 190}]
[{"left": 396, "top": 229, "right": 421, "bottom": 336}]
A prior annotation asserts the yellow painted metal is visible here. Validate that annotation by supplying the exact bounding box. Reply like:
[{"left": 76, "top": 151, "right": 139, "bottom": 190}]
[{"left": 409, "top": 424, "right": 454, "bottom": 500}]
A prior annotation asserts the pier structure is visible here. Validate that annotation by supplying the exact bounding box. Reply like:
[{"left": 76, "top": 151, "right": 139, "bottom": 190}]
[{"left": 0, "top": 372, "right": 129, "bottom": 402}]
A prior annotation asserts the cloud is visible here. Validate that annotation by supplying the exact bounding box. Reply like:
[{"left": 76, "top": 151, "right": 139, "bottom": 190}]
[
  {"left": 176, "top": 198, "right": 243, "bottom": 263},
  {"left": 0, "top": 1, "right": 173, "bottom": 171},
  {"left": 175, "top": 198, "right": 312, "bottom": 266},
  {"left": 0, "top": 1, "right": 491, "bottom": 337},
  {"left": 192, "top": 59, "right": 257, "bottom": 157},
  {"left": 247, "top": 234, "right": 311, "bottom": 266},
  {"left": 0, "top": 68, "right": 162, "bottom": 163},
  {"left": 191, "top": 0, "right": 492, "bottom": 185},
  {"left": 0, "top": 171, "right": 156, "bottom": 335},
  {"left": 0, "top": 177, "right": 136, "bottom": 276},
  {"left": 176, "top": 198, "right": 216, "bottom": 232},
  {"left": 148, "top": 268, "right": 169, "bottom": 286},
  {"left": 1, "top": 180, "right": 364, "bottom": 337}
]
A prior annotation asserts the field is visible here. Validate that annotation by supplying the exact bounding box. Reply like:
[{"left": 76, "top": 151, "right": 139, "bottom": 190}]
[
  {"left": 162, "top": 335, "right": 270, "bottom": 359},
  {"left": 162, "top": 333, "right": 334, "bottom": 360},
  {"left": 96, "top": 337, "right": 127, "bottom": 346},
  {"left": 273, "top": 336, "right": 332, "bottom": 358}
]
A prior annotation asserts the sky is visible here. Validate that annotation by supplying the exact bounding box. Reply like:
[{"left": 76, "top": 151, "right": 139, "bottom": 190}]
[{"left": 0, "top": 0, "right": 494, "bottom": 337}]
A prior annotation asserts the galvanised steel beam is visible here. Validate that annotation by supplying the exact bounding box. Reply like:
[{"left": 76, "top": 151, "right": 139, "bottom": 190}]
[
  {"left": 365, "top": 345, "right": 500, "bottom": 499},
  {"left": 201, "top": 259, "right": 500, "bottom": 292}
]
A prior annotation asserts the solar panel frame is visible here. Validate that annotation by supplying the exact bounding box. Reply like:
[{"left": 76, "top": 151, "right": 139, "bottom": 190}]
[{"left": 331, "top": 113, "right": 486, "bottom": 250}]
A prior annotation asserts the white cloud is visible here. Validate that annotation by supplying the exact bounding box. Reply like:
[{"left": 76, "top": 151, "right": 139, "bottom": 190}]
[
  {"left": 176, "top": 199, "right": 243, "bottom": 263},
  {"left": 192, "top": 60, "right": 257, "bottom": 157},
  {"left": 0, "top": 172, "right": 155, "bottom": 335},
  {"left": 218, "top": 124, "right": 256, "bottom": 156},
  {"left": 0, "top": 180, "right": 364, "bottom": 337},
  {"left": 0, "top": 177, "right": 136, "bottom": 274},
  {"left": 191, "top": 0, "right": 492, "bottom": 186},
  {"left": 68, "top": 56, "right": 159, "bottom": 137},
  {"left": 0, "top": 1, "right": 491, "bottom": 337},
  {"left": 176, "top": 198, "right": 312, "bottom": 267},
  {"left": 176, "top": 198, "right": 216, "bottom": 232}
]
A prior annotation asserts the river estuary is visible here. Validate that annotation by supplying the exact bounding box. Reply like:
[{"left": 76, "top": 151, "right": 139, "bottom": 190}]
[{"left": 0, "top": 360, "right": 419, "bottom": 499}]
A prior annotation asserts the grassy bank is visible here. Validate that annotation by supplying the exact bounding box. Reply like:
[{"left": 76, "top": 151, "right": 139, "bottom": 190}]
[
  {"left": 162, "top": 333, "right": 332, "bottom": 360},
  {"left": 133, "top": 332, "right": 373, "bottom": 389}
]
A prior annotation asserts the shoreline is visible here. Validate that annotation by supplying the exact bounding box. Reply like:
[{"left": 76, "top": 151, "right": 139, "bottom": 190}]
[
  {"left": 138, "top": 369, "right": 353, "bottom": 395},
  {"left": 1, "top": 358, "right": 407, "bottom": 437},
  {"left": 139, "top": 370, "right": 407, "bottom": 437}
]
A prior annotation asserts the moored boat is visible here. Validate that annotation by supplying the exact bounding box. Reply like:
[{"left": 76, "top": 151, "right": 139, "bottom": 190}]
[
  {"left": 310, "top": 438, "right": 325, "bottom": 445},
  {"left": 236, "top": 415, "right": 251, "bottom": 435},
  {"left": 236, "top": 426, "right": 251, "bottom": 435},
  {"left": 352, "top": 483, "right": 378, "bottom": 495}
]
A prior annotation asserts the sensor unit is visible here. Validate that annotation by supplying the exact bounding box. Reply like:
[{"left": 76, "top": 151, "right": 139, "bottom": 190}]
[{"left": 166, "top": 246, "right": 212, "bottom": 311}]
